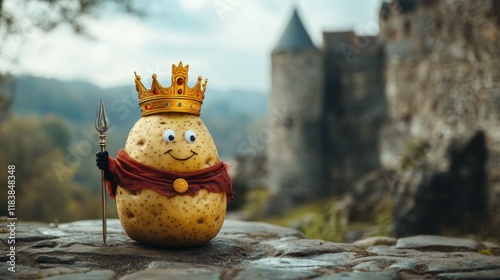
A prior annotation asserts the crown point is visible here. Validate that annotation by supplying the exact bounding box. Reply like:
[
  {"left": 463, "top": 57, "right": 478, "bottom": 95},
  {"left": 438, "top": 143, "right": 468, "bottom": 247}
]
[
  {"left": 134, "top": 71, "right": 147, "bottom": 93},
  {"left": 135, "top": 62, "right": 206, "bottom": 117}
]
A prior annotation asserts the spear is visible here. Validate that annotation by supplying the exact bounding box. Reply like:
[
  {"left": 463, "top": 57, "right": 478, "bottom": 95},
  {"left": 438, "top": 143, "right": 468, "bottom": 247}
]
[{"left": 95, "top": 99, "right": 110, "bottom": 244}]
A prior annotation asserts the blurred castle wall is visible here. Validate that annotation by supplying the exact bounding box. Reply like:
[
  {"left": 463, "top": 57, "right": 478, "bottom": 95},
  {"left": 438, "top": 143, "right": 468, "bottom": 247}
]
[
  {"left": 241, "top": 0, "right": 500, "bottom": 236},
  {"left": 267, "top": 10, "right": 326, "bottom": 212},
  {"left": 379, "top": 0, "right": 500, "bottom": 235},
  {"left": 323, "top": 32, "right": 386, "bottom": 195},
  {"left": 265, "top": 10, "right": 386, "bottom": 214}
]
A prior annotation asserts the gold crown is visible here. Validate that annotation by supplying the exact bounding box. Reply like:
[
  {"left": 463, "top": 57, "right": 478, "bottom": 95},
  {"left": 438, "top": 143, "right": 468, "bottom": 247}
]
[{"left": 134, "top": 61, "right": 207, "bottom": 116}]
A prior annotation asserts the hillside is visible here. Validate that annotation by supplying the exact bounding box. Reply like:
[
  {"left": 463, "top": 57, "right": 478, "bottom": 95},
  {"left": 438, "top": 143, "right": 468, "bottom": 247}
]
[
  {"left": 11, "top": 75, "right": 269, "bottom": 158},
  {"left": 0, "top": 75, "right": 269, "bottom": 221}
]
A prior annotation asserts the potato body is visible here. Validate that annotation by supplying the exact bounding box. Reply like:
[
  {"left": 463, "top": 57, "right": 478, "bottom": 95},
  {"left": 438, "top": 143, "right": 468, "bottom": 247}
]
[
  {"left": 116, "top": 113, "right": 227, "bottom": 247},
  {"left": 116, "top": 188, "right": 226, "bottom": 247}
]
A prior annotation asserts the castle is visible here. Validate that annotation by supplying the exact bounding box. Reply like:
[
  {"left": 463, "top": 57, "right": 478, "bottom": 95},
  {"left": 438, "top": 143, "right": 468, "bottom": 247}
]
[
  {"left": 264, "top": 0, "right": 500, "bottom": 236},
  {"left": 266, "top": 9, "right": 386, "bottom": 214}
]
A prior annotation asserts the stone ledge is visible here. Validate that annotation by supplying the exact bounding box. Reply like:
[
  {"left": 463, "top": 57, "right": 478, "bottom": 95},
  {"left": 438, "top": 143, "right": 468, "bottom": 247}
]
[{"left": 0, "top": 219, "right": 499, "bottom": 279}]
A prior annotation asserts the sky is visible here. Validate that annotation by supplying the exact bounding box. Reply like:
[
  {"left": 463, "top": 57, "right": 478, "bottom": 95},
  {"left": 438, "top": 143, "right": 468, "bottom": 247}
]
[{"left": 2, "top": 0, "right": 385, "bottom": 93}]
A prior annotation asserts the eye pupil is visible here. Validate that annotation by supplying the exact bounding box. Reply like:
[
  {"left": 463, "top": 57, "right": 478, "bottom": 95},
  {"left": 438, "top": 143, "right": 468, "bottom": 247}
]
[
  {"left": 163, "top": 129, "right": 176, "bottom": 143},
  {"left": 184, "top": 130, "right": 196, "bottom": 143}
]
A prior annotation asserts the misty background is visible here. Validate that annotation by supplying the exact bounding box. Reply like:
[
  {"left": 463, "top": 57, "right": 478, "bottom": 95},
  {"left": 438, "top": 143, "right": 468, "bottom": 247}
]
[{"left": 0, "top": 0, "right": 383, "bottom": 222}]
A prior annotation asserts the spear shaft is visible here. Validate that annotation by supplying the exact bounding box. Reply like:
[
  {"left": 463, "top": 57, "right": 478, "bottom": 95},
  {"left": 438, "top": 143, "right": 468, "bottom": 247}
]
[
  {"left": 95, "top": 99, "right": 110, "bottom": 244},
  {"left": 99, "top": 132, "right": 107, "bottom": 244}
]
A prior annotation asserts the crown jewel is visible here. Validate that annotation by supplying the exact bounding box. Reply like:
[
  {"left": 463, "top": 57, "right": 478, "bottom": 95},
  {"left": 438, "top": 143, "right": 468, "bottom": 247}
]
[{"left": 134, "top": 61, "right": 208, "bottom": 116}]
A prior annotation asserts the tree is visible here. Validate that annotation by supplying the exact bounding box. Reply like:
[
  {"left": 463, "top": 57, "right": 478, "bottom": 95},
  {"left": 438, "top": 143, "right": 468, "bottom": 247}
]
[
  {"left": 0, "top": 0, "right": 145, "bottom": 221},
  {"left": 0, "top": 73, "right": 13, "bottom": 120},
  {"left": 0, "top": 115, "right": 102, "bottom": 221},
  {"left": 0, "top": 0, "right": 142, "bottom": 38},
  {"left": 0, "top": 0, "right": 144, "bottom": 114},
  {"left": 40, "top": 115, "right": 72, "bottom": 149}
]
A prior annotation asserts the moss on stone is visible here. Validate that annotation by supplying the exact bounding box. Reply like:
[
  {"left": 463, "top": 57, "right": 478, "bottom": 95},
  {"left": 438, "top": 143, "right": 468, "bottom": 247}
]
[
  {"left": 241, "top": 187, "right": 271, "bottom": 218},
  {"left": 398, "top": 139, "right": 430, "bottom": 171},
  {"left": 261, "top": 196, "right": 394, "bottom": 243}
]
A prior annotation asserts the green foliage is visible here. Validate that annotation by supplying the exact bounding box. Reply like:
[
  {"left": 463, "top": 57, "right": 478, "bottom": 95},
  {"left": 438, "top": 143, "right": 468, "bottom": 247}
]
[
  {"left": 0, "top": 115, "right": 101, "bottom": 222},
  {"left": 479, "top": 248, "right": 493, "bottom": 255},
  {"left": 0, "top": 0, "right": 144, "bottom": 44},
  {"left": 241, "top": 187, "right": 271, "bottom": 218},
  {"left": 398, "top": 139, "right": 430, "bottom": 171},
  {"left": 40, "top": 115, "right": 72, "bottom": 149},
  {"left": 263, "top": 197, "right": 394, "bottom": 242}
]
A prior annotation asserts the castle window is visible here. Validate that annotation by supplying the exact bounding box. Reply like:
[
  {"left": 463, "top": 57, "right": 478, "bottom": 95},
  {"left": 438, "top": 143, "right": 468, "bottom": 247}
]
[{"left": 404, "top": 19, "right": 412, "bottom": 36}]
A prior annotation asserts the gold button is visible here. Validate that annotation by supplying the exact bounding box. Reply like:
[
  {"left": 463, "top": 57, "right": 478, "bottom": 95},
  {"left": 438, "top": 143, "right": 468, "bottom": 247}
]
[{"left": 173, "top": 178, "right": 188, "bottom": 193}]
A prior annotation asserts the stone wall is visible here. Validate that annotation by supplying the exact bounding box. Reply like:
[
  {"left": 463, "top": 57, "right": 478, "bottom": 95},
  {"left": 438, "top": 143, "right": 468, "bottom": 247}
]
[
  {"left": 267, "top": 49, "right": 326, "bottom": 214},
  {"left": 380, "top": 0, "right": 500, "bottom": 234},
  {"left": 239, "top": 1, "right": 499, "bottom": 237},
  {"left": 263, "top": 30, "right": 386, "bottom": 214},
  {"left": 323, "top": 32, "right": 387, "bottom": 194}
]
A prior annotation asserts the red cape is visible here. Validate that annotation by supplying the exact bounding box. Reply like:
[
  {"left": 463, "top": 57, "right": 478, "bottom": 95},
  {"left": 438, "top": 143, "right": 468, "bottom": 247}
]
[{"left": 106, "top": 149, "right": 233, "bottom": 201}]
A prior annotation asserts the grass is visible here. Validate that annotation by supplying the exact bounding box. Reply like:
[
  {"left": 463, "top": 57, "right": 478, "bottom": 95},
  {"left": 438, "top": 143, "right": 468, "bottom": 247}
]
[
  {"left": 240, "top": 187, "right": 272, "bottom": 218},
  {"left": 479, "top": 248, "right": 493, "bottom": 255},
  {"left": 240, "top": 187, "right": 499, "bottom": 245},
  {"left": 257, "top": 195, "right": 394, "bottom": 243}
]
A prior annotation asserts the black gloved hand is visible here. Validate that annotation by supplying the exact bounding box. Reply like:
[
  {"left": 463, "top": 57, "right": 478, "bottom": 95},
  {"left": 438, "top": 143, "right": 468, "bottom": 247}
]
[{"left": 96, "top": 151, "right": 109, "bottom": 171}]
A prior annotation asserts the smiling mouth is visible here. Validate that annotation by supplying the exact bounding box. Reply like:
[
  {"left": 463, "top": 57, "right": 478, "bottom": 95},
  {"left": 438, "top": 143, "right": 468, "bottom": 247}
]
[{"left": 164, "top": 149, "right": 198, "bottom": 161}]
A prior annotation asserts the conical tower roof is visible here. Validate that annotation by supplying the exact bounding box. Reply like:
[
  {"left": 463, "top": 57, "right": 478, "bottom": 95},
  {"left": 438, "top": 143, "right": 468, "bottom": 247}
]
[{"left": 272, "top": 9, "right": 316, "bottom": 53}]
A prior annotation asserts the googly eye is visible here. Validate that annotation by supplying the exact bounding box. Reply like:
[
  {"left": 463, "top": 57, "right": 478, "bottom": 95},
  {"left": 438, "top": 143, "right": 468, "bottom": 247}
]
[
  {"left": 184, "top": 130, "right": 196, "bottom": 143},
  {"left": 163, "top": 129, "right": 175, "bottom": 143}
]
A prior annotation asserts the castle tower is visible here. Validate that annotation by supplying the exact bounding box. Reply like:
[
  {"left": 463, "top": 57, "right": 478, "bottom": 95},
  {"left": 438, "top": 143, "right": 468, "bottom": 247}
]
[{"left": 266, "top": 9, "right": 325, "bottom": 214}]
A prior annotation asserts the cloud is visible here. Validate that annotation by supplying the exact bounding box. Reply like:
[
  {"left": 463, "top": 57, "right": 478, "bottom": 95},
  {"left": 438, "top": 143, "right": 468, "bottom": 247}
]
[
  {"left": 180, "top": 0, "right": 212, "bottom": 12},
  {"left": 5, "top": 0, "right": 385, "bottom": 92}
]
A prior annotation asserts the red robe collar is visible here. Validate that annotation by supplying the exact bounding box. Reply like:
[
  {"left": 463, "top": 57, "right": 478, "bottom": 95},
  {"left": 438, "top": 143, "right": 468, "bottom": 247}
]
[{"left": 106, "top": 149, "right": 233, "bottom": 201}]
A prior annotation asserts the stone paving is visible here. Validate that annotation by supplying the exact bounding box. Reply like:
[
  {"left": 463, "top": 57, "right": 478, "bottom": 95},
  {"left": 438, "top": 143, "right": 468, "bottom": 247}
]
[{"left": 0, "top": 219, "right": 499, "bottom": 279}]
